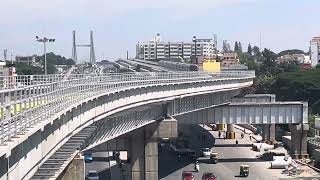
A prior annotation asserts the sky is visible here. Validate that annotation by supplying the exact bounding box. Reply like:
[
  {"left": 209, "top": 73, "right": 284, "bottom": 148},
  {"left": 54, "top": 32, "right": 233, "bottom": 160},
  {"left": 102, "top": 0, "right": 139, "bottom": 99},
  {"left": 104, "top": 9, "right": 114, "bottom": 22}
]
[{"left": 0, "top": 0, "right": 319, "bottom": 62}]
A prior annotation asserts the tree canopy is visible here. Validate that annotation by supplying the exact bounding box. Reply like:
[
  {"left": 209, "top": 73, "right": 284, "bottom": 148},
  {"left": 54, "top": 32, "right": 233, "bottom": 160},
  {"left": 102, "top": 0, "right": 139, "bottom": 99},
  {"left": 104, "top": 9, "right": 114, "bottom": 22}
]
[
  {"left": 247, "top": 44, "right": 252, "bottom": 55},
  {"left": 234, "top": 41, "right": 239, "bottom": 52},
  {"left": 9, "top": 52, "right": 75, "bottom": 75},
  {"left": 270, "top": 69, "right": 320, "bottom": 114}
]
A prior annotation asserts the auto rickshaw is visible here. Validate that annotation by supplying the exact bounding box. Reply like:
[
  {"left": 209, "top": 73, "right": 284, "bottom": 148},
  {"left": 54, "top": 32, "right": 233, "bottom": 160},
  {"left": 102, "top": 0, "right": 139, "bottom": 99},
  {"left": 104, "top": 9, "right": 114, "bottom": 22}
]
[
  {"left": 210, "top": 152, "right": 218, "bottom": 164},
  {"left": 240, "top": 165, "right": 250, "bottom": 177}
]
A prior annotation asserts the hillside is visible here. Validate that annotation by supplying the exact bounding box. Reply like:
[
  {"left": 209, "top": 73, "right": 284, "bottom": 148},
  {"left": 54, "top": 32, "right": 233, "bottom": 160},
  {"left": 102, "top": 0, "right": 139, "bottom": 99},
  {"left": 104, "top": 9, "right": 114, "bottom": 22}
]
[{"left": 270, "top": 69, "right": 320, "bottom": 114}]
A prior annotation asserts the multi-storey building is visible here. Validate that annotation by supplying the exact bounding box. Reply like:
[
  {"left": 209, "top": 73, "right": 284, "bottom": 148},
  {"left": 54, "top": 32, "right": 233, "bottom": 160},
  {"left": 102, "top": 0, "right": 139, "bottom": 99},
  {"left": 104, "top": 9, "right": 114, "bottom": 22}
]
[
  {"left": 136, "top": 35, "right": 216, "bottom": 61},
  {"left": 311, "top": 37, "right": 320, "bottom": 67}
]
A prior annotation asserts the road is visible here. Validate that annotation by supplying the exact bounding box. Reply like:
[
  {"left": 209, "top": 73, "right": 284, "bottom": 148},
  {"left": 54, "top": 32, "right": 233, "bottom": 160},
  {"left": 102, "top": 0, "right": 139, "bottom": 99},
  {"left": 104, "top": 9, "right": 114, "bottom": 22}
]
[
  {"left": 159, "top": 124, "right": 287, "bottom": 180},
  {"left": 85, "top": 152, "right": 129, "bottom": 180}
]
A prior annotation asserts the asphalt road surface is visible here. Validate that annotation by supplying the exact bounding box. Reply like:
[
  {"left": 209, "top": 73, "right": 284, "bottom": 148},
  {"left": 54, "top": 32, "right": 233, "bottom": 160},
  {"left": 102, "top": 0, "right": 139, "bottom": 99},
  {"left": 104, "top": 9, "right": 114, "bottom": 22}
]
[
  {"left": 159, "top": 124, "right": 287, "bottom": 180},
  {"left": 85, "top": 152, "right": 129, "bottom": 180}
]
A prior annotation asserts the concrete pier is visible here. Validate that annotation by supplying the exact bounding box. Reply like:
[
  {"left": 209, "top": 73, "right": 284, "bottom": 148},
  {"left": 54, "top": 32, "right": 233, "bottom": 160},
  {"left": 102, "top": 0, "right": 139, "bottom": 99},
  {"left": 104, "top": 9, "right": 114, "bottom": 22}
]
[
  {"left": 226, "top": 124, "right": 235, "bottom": 139},
  {"left": 58, "top": 154, "right": 85, "bottom": 180},
  {"left": 128, "top": 118, "right": 177, "bottom": 180},
  {"left": 290, "top": 124, "right": 309, "bottom": 159},
  {"left": 262, "top": 124, "right": 276, "bottom": 142}
]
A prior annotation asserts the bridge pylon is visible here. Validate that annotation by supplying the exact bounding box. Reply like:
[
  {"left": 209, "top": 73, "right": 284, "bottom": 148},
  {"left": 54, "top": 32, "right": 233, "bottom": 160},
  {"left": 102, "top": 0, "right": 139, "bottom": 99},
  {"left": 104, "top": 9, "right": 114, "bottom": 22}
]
[{"left": 71, "top": 30, "right": 96, "bottom": 64}]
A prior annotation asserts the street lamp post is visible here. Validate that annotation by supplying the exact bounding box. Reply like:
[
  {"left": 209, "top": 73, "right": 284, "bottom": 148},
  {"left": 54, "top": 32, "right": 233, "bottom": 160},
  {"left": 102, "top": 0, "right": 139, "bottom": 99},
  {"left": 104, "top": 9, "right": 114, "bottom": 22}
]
[
  {"left": 193, "top": 36, "right": 197, "bottom": 65},
  {"left": 36, "top": 36, "right": 55, "bottom": 75}
]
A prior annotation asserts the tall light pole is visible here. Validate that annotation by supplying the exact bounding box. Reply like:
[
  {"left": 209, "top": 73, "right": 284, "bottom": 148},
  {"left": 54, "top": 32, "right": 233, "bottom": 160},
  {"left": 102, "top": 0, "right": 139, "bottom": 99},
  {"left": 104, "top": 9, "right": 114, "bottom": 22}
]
[
  {"left": 36, "top": 36, "right": 55, "bottom": 75},
  {"left": 193, "top": 36, "right": 197, "bottom": 65}
]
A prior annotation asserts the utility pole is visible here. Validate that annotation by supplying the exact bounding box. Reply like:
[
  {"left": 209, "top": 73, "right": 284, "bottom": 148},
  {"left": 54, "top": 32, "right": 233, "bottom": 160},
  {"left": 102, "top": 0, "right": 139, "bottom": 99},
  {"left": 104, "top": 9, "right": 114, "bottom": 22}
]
[{"left": 36, "top": 36, "right": 55, "bottom": 75}]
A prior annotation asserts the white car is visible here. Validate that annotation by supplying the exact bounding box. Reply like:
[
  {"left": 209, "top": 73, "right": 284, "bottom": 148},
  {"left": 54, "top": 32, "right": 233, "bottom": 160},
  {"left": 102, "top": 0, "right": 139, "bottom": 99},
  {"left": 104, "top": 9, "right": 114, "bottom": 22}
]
[
  {"left": 87, "top": 171, "right": 99, "bottom": 180},
  {"left": 201, "top": 148, "right": 211, "bottom": 157}
]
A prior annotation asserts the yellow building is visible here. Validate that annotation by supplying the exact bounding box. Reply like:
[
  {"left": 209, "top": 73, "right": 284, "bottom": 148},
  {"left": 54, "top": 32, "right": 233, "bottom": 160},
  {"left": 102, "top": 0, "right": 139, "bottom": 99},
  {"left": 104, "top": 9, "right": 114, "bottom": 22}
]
[{"left": 202, "top": 59, "right": 221, "bottom": 72}]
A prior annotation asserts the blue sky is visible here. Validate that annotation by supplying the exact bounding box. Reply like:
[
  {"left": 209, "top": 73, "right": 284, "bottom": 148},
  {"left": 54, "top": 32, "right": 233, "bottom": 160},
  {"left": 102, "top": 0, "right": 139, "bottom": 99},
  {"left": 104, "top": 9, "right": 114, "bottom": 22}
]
[{"left": 0, "top": 0, "right": 319, "bottom": 62}]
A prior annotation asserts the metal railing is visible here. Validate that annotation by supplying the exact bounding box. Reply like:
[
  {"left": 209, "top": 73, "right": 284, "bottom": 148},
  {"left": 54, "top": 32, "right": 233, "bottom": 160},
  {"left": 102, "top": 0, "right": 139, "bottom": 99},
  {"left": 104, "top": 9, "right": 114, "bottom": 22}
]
[{"left": 0, "top": 71, "right": 255, "bottom": 144}]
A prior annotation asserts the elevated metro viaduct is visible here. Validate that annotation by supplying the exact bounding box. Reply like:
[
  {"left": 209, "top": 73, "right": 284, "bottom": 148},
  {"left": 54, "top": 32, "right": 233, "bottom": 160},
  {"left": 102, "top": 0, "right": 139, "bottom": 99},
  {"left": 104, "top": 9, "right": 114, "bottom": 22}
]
[{"left": 0, "top": 72, "right": 308, "bottom": 180}]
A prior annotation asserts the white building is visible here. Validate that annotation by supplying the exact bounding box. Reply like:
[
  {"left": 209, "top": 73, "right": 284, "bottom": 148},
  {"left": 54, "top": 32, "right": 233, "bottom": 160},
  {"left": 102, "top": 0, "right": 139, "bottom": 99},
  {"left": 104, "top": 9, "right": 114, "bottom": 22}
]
[
  {"left": 195, "top": 39, "right": 215, "bottom": 58},
  {"left": 136, "top": 34, "right": 216, "bottom": 61},
  {"left": 0, "top": 60, "right": 8, "bottom": 76},
  {"left": 310, "top": 37, "right": 320, "bottom": 67}
]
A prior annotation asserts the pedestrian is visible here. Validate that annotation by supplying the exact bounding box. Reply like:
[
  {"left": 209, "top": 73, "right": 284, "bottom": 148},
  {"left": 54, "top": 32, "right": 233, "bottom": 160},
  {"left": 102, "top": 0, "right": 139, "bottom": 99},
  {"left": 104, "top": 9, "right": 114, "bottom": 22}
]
[
  {"left": 249, "top": 135, "right": 252, "bottom": 141},
  {"left": 218, "top": 131, "right": 221, "bottom": 139},
  {"left": 236, "top": 140, "right": 238, "bottom": 145},
  {"left": 241, "top": 133, "right": 244, "bottom": 139}
]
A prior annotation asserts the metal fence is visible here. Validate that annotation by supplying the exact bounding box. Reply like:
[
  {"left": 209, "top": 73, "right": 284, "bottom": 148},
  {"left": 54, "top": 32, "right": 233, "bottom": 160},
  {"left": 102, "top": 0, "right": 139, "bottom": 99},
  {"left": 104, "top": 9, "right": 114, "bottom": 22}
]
[{"left": 0, "top": 71, "right": 255, "bottom": 145}]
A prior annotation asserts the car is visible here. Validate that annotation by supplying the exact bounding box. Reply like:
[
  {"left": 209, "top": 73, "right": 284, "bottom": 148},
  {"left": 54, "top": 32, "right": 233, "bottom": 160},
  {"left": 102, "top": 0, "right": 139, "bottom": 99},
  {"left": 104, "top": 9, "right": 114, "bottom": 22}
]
[
  {"left": 202, "top": 172, "right": 217, "bottom": 180},
  {"left": 182, "top": 171, "right": 194, "bottom": 180},
  {"left": 84, "top": 152, "right": 93, "bottom": 163},
  {"left": 201, "top": 148, "right": 211, "bottom": 157},
  {"left": 87, "top": 170, "right": 99, "bottom": 180}
]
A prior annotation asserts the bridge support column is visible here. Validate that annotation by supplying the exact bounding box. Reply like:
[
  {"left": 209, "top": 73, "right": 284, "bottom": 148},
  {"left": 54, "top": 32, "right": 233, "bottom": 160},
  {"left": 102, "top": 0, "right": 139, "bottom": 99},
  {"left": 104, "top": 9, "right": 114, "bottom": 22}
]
[
  {"left": 129, "top": 118, "right": 177, "bottom": 180},
  {"left": 262, "top": 124, "right": 275, "bottom": 142},
  {"left": 226, "top": 124, "right": 235, "bottom": 139},
  {"left": 58, "top": 154, "right": 85, "bottom": 180},
  {"left": 129, "top": 128, "right": 146, "bottom": 180},
  {"left": 290, "top": 124, "right": 309, "bottom": 159}
]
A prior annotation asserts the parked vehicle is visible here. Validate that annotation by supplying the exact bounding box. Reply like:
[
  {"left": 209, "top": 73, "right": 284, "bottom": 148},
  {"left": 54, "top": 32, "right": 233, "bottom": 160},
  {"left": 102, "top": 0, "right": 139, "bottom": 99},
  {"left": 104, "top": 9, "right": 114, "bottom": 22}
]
[
  {"left": 87, "top": 170, "right": 99, "bottom": 180},
  {"left": 182, "top": 171, "right": 194, "bottom": 180},
  {"left": 84, "top": 152, "right": 93, "bottom": 163},
  {"left": 202, "top": 172, "right": 217, "bottom": 180}
]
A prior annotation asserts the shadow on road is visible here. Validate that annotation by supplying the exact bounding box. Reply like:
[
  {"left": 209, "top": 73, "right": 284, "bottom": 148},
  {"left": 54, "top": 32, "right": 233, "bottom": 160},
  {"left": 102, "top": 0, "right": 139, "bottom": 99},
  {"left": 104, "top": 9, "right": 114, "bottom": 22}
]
[
  {"left": 159, "top": 124, "right": 215, "bottom": 179},
  {"left": 92, "top": 156, "right": 114, "bottom": 162},
  {"left": 159, "top": 150, "right": 194, "bottom": 179},
  {"left": 218, "top": 157, "right": 264, "bottom": 163}
]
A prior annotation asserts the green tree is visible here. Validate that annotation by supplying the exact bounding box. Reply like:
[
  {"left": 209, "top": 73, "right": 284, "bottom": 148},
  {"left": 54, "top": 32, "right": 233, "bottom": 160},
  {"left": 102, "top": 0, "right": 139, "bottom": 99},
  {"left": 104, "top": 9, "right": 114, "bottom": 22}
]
[
  {"left": 252, "top": 46, "right": 261, "bottom": 57},
  {"left": 15, "top": 63, "right": 43, "bottom": 75},
  {"left": 270, "top": 69, "right": 320, "bottom": 114},
  {"left": 234, "top": 41, "right": 239, "bottom": 52},
  {"left": 223, "top": 40, "right": 231, "bottom": 53},
  {"left": 259, "top": 48, "right": 279, "bottom": 76},
  {"left": 239, "top": 53, "right": 257, "bottom": 70},
  {"left": 238, "top": 42, "right": 242, "bottom": 53},
  {"left": 247, "top": 44, "right": 252, "bottom": 55}
]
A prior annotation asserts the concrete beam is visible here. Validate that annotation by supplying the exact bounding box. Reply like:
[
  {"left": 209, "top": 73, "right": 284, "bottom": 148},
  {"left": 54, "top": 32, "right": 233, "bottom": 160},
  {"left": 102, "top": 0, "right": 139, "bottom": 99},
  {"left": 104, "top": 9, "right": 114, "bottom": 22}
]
[
  {"left": 232, "top": 94, "right": 276, "bottom": 103},
  {"left": 145, "top": 118, "right": 178, "bottom": 140},
  {"left": 175, "top": 102, "right": 308, "bottom": 124}
]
